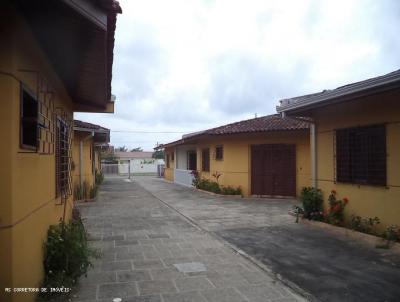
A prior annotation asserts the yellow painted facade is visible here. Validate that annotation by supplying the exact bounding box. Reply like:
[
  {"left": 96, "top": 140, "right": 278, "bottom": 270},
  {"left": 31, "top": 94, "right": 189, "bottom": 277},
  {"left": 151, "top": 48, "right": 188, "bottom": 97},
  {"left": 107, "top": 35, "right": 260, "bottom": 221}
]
[
  {"left": 313, "top": 90, "right": 400, "bottom": 228},
  {"left": 165, "top": 131, "right": 310, "bottom": 197},
  {"left": 72, "top": 131, "right": 97, "bottom": 192},
  {"left": 0, "top": 6, "right": 111, "bottom": 302}
]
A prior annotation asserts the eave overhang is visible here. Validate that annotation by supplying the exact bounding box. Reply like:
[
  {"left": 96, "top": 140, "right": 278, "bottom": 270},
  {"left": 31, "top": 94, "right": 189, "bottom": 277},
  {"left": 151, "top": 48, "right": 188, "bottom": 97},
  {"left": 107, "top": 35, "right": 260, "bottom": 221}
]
[
  {"left": 16, "top": 0, "right": 121, "bottom": 113},
  {"left": 277, "top": 70, "right": 400, "bottom": 115}
]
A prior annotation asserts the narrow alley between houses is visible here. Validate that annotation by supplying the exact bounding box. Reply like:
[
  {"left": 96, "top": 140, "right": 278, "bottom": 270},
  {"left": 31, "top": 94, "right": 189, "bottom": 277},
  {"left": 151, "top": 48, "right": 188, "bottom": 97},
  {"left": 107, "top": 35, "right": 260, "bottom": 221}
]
[
  {"left": 74, "top": 176, "right": 304, "bottom": 302},
  {"left": 75, "top": 176, "right": 400, "bottom": 302}
]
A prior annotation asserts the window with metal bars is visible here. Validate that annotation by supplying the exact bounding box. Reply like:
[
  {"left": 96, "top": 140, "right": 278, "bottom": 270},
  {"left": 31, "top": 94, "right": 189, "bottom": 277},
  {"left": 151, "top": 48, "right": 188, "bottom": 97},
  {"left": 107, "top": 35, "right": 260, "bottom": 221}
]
[
  {"left": 336, "top": 124, "right": 386, "bottom": 186},
  {"left": 20, "top": 87, "right": 38, "bottom": 150},
  {"left": 166, "top": 154, "right": 170, "bottom": 168},
  {"left": 202, "top": 148, "right": 210, "bottom": 172},
  {"left": 56, "top": 118, "right": 70, "bottom": 197},
  {"left": 215, "top": 145, "right": 223, "bottom": 160}
]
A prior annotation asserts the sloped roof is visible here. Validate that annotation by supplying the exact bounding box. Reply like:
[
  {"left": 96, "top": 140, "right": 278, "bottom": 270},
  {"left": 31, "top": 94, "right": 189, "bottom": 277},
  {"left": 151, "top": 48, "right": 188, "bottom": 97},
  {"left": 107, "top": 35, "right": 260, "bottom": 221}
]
[
  {"left": 74, "top": 120, "right": 109, "bottom": 133},
  {"left": 277, "top": 69, "right": 400, "bottom": 113},
  {"left": 158, "top": 114, "right": 310, "bottom": 149},
  {"left": 208, "top": 114, "right": 309, "bottom": 135}
]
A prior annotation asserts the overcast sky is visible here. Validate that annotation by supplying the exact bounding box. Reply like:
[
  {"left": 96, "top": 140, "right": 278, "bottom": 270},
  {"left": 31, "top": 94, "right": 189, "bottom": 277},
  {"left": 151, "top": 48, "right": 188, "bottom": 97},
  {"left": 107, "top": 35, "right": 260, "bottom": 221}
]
[{"left": 75, "top": 0, "right": 400, "bottom": 151}]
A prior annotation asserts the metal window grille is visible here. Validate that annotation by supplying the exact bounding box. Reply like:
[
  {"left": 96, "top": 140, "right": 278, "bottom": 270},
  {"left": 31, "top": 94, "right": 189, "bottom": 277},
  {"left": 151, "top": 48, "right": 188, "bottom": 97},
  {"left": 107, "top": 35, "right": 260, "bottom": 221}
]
[
  {"left": 56, "top": 117, "right": 72, "bottom": 200},
  {"left": 37, "top": 75, "right": 55, "bottom": 154},
  {"left": 18, "top": 71, "right": 55, "bottom": 154},
  {"left": 336, "top": 124, "right": 386, "bottom": 186},
  {"left": 215, "top": 145, "right": 223, "bottom": 160},
  {"left": 202, "top": 148, "right": 210, "bottom": 172}
]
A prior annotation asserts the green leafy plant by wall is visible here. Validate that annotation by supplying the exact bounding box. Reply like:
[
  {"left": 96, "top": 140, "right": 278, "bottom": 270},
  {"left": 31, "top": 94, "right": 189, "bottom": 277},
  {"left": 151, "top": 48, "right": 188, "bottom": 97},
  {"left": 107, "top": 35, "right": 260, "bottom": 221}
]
[
  {"left": 95, "top": 169, "right": 104, "bottom": 185},
  {"left": 300, "top": 187, "right": 324, "bottom": 220},
  {"left": 383, "top": 225, "right": 400, "bottom": 242},
  {"left": 220, "top": 185, "right": 242, "bottom": 196},
  {"left": 191, "top": 170, "right": 241, "bottom": 195},
  {"left": 74, "top": 181, "right": 98, "bottom": 201},
  {"left": 349, "top": 215, "right": 380, "bottom": 234},
  {"left": 191, "top": 170, "right": 200, "bottom": 187},
  {"left": 39, "top": 216, "right": 99, "bottom": 300},
  {"left": 89, "top": 185, "right": 98, "bottom": 199}
]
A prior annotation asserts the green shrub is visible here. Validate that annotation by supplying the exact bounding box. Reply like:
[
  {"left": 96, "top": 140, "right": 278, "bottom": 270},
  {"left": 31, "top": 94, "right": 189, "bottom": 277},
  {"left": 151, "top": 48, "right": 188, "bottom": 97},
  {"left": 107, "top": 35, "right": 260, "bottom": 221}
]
[
  {"left": 221, "top": 185, "right": 242, "bottom": 195},
  {"left": 40, "top": 217, "right": 99, "bottom": 300},
  {"left": 74, "top": 181, "right": 98, "bottom": 201},
  {"left": 89, "top": 185, "right": 98, "bottom": 199},
  {"left": 73, "top": 181, "right": 90, "bottom": 201},
  {"left": 193, "top": 175, "right": 241, "bottom": 196},
  {"left": 95, "top": 169, "right": 104, "bottom": 185},
  {"left": 197, "top": 178, "right": 221, "bottom": 193},
  {"left": 300, "top": 187, "right": 323, "bottom": 220},
  {"left": 350, "top": 215, "right": 380, "bottom": 234},
  {"left": 382, "top": 225, "right": 400, "bottom": 243}
]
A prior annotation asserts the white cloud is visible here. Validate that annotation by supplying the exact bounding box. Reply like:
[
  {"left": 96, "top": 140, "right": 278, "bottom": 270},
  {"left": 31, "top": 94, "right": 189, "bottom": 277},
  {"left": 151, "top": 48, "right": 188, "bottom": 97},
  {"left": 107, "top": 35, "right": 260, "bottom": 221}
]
[{"left": 75, "top": 0, "right": 400, "bottom": 150}]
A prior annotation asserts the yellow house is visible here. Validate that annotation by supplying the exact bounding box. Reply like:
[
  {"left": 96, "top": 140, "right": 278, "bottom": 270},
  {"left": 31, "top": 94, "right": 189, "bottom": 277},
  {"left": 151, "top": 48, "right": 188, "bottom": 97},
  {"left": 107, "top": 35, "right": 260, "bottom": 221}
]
[
  {"left": 0, "top": 1, "right": 121, "bottom": 301},
  {"left": 72, "top": 120, "right": 110, "bottom": 200},
  {"left": 161, "top": 114, "right": 311, "bottom": 197},
  {"left": 277, "top": 69, "right": 400, "bottom": 228}
]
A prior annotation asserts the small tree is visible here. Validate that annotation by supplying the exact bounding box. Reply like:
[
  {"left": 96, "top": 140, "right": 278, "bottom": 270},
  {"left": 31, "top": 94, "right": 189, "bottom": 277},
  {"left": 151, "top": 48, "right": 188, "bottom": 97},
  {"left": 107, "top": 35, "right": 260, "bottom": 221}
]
[
  {"left": 131, "top": 147, "right": 143, "bottom": 152},
  {"left": 116, "top": 146, "right": 128, "bottom": 152},
  {"left": 152, "top": 150, "right": 165, "bottom": 159},
  {"left": 101, "top": 151, "right": 117, "bottom": 163}
]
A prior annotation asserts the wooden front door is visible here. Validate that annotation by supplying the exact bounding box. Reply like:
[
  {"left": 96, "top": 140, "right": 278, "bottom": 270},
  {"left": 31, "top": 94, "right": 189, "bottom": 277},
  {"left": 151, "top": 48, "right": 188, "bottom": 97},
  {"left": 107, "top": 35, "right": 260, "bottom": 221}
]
[{"left": 251, "top": 144, "right": 296, "bottom": 197}]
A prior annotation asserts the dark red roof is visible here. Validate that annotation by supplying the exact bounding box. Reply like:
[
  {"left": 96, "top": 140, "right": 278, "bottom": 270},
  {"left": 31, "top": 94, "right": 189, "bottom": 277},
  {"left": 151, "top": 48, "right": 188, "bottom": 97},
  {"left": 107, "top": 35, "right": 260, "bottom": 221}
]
[
  {"left": 74, "top": 120, "right": 109, "bottom": 132},
  {"left": 208, "top": 114, "right": 309, "bottom": 135},
  {"left": 158, "top": 114, "right": 310, "bottom": 149}
]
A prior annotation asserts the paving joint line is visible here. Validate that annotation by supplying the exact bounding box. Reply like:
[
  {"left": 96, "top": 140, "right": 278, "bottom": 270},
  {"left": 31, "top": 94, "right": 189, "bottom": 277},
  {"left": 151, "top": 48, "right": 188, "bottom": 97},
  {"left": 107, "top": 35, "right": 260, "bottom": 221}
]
[{"left": 139, "top": 181, "right": 317, "bottom": 302}]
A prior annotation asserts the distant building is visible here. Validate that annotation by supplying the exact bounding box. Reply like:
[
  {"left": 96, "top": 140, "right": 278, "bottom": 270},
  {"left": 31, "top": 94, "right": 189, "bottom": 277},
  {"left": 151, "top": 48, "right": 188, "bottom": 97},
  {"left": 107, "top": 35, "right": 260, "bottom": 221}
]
[{"left": 114, "top": 151, "right": 165, "bottom": 175}]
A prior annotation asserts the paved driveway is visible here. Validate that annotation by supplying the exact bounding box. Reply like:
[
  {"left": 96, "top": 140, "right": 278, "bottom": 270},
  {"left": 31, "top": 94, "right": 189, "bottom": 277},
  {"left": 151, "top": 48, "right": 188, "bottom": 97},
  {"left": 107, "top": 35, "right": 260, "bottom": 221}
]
[
  {"left": 74, "top": 177, "right": 303, "bottom": 302},
  {"left": 136, "top": 176, "right": 400, "bottom": 302}
]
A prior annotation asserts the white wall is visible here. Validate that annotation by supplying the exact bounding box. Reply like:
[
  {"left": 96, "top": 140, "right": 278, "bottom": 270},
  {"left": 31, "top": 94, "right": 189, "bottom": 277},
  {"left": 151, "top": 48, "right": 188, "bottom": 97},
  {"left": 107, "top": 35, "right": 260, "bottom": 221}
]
[{"left": 176, "top": 145, "right": 196, "bottom": 170}]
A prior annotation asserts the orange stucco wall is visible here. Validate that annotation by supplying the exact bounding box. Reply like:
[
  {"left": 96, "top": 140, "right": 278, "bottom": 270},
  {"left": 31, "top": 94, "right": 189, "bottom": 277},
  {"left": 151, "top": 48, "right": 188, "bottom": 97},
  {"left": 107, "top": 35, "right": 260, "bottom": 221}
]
[{"left": 72, "top": 131, "right": 96, "bottom": 195}]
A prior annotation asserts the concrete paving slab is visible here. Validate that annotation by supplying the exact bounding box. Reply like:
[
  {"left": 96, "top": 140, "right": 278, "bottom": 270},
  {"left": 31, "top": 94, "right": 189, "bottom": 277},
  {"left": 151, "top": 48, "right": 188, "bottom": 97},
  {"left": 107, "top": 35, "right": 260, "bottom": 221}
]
[{"left": 173, "top": 262, "right": 207, "bottom": 273}]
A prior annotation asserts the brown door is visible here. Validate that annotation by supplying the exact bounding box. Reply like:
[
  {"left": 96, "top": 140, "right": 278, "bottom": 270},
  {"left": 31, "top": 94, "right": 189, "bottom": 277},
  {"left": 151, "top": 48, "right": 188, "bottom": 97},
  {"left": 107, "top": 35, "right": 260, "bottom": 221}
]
[{"left": 251, "top": 144, "right": 296, "bottom": 197}]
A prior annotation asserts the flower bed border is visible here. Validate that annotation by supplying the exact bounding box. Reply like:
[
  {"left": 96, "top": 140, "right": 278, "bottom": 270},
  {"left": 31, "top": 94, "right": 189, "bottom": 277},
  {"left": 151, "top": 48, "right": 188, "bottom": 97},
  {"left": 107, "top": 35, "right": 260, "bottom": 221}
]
[
  {"left": 194, "top": 187, "right": 243, "bottom": 199},
  {"left": 298, "top": 217, "right": 400, "bottom": 254}
]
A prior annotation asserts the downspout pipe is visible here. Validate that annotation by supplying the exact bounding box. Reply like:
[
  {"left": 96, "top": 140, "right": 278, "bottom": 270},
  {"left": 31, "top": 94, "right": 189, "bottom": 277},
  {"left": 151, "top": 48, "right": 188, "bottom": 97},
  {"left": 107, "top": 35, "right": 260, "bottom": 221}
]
[
  {"left": 280, "top": 112, "right": 317, "bottom": 189},
  {"left": 80, "top": 131, "right": 95, "bottom": 187},
  {"left": 310, "top": 123, "right": 317, "bottom": 189}
]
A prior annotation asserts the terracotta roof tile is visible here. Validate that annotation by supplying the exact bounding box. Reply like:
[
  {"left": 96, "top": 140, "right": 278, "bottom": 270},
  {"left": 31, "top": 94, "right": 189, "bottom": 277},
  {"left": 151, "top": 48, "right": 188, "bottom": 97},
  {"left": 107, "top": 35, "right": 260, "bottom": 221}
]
[
  {"left": 158, "top": 114, "right": 310, "bottom": 149},
  {"left": 207, "top": 114, "right": 309, "bottom": 135},
  {"left": 74, "top": 120, "right": 109, "bottom": 132}
]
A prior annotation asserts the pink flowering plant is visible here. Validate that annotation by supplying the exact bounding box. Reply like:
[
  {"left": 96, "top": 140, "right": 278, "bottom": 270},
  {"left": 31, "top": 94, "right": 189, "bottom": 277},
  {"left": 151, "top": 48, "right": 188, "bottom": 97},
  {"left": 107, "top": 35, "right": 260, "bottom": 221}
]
[{"left": 326, "top": 190, "right": 348, "bottom": 225}]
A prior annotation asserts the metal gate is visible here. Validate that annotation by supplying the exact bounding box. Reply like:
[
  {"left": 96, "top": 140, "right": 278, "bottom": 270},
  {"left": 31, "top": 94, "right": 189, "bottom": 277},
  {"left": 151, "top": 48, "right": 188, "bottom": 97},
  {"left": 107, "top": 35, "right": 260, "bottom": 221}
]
[
  {"left": 101, "top": 163, "right": 131, "bottom": 178},
  {"left": 251, "top": 144, "right": 296, "bottom": 197}
]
